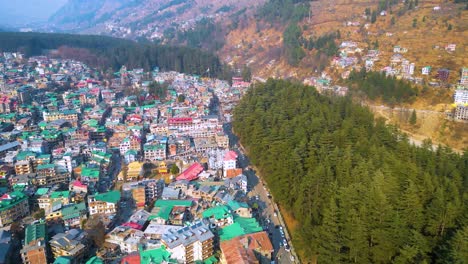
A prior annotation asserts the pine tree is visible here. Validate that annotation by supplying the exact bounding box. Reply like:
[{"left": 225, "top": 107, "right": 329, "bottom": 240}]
[
  {"left": 410, "top": 109, "right": 417, "bottom": 125},
  {"left": 317, "top": 195, "right": 343, "bottom": 264}
]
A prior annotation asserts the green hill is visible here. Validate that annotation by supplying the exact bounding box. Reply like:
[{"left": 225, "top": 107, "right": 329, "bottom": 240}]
[{"left": 233, "top": 79, "right": 467, "bottom": 263}]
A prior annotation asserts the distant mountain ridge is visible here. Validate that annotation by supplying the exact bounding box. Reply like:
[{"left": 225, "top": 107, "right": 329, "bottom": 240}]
[{"left": 46, "top": 0, "right": 264, "bottom": 36}]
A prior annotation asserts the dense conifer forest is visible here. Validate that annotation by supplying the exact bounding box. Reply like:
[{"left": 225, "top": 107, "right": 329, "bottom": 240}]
[
  {"left": 233, "top": 79, "right": 467, "bottom": 263},
  {"left": 0, "top": 32, "right": 228, "bottom": 78}
]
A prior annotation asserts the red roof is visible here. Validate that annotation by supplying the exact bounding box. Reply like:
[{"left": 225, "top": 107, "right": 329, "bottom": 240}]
[
  {"left": 120, "top": 253, "right": 140, "bottom": 264},
  {"left": 176, "top": 163, "right": 204, "bottom": 181},
  {"left": 168, "top": 117, "right": 193, "bottom": 125},
  {"left": 72, "top": 180, "right": 87, "bottom": 188},
  {"left": 224, "top": 151, "right": 238, "bottom": 161},
  {"left": 122, "top": 222, "right": 143, "bottom": 230}
]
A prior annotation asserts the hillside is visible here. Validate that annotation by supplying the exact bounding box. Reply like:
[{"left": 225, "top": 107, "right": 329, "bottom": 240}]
[
  {"left": 0, "top": 32, "right": 227, "bottom": 78},
  {"left": 233, "top": 79, "right": 467, "bottom": 263},
  {"left": 47, "top": 0, "right": 265, "bottom": 39}
]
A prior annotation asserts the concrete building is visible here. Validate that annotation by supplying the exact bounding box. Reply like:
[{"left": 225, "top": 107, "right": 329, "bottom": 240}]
[
  {"left": 49, "top": 229, "right": 88, "bottom": 263},
  {"left": 0, "top": 191, "right": 30, "bottom": 227},
  {"left": 21, "top": 223, "right": 48, "bottom": 264},
  {"left": 88, "top": 191, "right": 121, "bottom": 216},
  {"left": 161, "top": 221, "right": 214, "bottom": 263}
]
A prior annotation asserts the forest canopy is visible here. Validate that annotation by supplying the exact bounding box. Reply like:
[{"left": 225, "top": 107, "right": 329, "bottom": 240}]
[
  {"left": 233, "top": 79, "right": 467, "bottom": 263},
  {"left": 0, "top": 32, "right": 228, "bottom": 78}
]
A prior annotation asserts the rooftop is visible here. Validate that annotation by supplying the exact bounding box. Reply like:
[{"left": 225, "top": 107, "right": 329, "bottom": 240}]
[{"left": 93, "top": 191, "right": 121, "bottom": 204}]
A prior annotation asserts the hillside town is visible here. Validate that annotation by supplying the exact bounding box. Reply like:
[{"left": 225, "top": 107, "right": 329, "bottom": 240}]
[{"left": 0, "top": 52, "right": 293, "bottom": 264}]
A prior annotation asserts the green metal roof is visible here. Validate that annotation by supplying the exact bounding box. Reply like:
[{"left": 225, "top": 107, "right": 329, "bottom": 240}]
[
  {"left": 37, "top": 163, "right": 55, "bottom": 170},
  {"left": 144, "top": 144, "right": 165, "bottom": 151},
  {"left": 154, "top": 206, "right": 172, "bottom": 221},
  {"left": 85, "top": 256, "right": 104, "bottom": 264},
  {"left": 154, "top": 200, "right": 192, "bottom": 207},
  {"left": 202, "top": 205, "right": 232, "bottom": 220},
  {"left": 61, "top": 203, "right": 86, "bottom": 220},
  {"left": 94, "top": 191, "right": 121, "bottom": 204},
  {"left": 24, "top": 222, "right": 46, "bottom": 245},
  {"left": 227, "top": 200, "right": 249, "bottom": 211},
  {"left": 140, "top": 246, "right": 173, "bottom": 264},
  {"left": 50, "top": 191, "right": 70, "bottom": 199},
  {"left": 54, "top": 256, "right": 72, "bottom": 264},
  {"left": 35, "top": 188, "right": 49, "bottom": 196},
  {"left": 219, "top": 216, "right": 262, "bottom": 241},
  {"left": 81, "top": 167, "right": 100, "bottom": 178},
  {"left": 0, "top": 191, "right": 27, "bottom": 212}
]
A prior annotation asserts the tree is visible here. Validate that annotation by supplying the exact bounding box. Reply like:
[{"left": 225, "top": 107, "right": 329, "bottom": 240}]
[
  {"left": 371, "top": 10, "right": 377, "bottom": 23},
  {"left": 177, "top": 94, "right": 186, "bottom": 103},
  {"left": 241, "top": 65, "right": 252, "bottom": 82},
  {"left": 412, "top": 18, "right": 417, "bottom": 28},
  {"left": 391, "top": 16, "right": 396, "bottom": 25},
  {"left": 448, "top": 24, "right": 453, "bottom": 30},
  {"left": 34, "top": 209, "right": 45, "bottom": 220},
  {"left": 410, "top": 109, "right": 417, "bottom": 125},
  {"left": 170, "top": 164, "right": 180, "bottom": 175},
  {"left": 148, "top": 81, "right": 168, "bottom": 99}
]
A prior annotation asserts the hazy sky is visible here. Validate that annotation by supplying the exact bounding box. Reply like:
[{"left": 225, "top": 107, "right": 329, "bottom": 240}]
[{"left": 0, "top": 0, "right": 67, "bottom": 26}]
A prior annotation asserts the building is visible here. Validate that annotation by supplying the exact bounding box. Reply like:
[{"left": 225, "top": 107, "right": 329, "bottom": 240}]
[
  {"left": 132, "top": 187, "right": 146, "bottom": 209},
  {"left": 88, "top": 191, "right": 121, "bottom": 216},
  {"left": 454, "top": 89, "right": 468, "bottom": 105},
  {"left": 21, "top": 222, "right": 48, "bottom": 264},
  {"left": 61, "top": 203, "right": 88, "bottom": 228},
  {"left": 220, "top": 231, "right": 273, "bottom": 264},
  {"left": 461, "top": 67, "right": 468, "bottom": 87},
  {"left": 161, "top": 221, "right": 214, "bottom": 263},
  {"left": 0, "top": 191, "right": 29, "bottom": 227},
  {"left": 421, "top": 66, "right": 431, "bottom": 75},
  {"left": 455, "top": 105, "right": 468, "bottom": 121},
  {"left": 105, "top": 225, "right": 145, "bottom": 254},
  {"left": 437, "top": 68, "right": 450, "bottom": 81},
  {"left": 223, "top": 151, "right": 238, "bottom": 177},
  {"left": 144, "top": 143, "right": 166, "bottom": 161},
  {"left": 49, "top": 229, "right": 88, "bottom": 263}
]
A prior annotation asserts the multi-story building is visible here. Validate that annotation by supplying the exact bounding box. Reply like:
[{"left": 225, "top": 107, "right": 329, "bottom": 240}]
[
  {"left": 20, "top": 223, "right": 48, "bottom": 264},
  {"left": 144, "top": 143, "right": 166, "bottom": 161},
  {"left": 455, "top": 105, "right": 468, "bottom": 121},
  {"left": 61, "top": 203, "right": 88, "bottom": 228},
  {"left": 15, "top": 160, "right": 34, "bottom": 175},
  {"left": 43, "top": 110, "right": 79, "bottom": 126},
  {"left": 0, "top": 191, "right": 29, "bottom": 227},
  {"left": 454, "top": 89, "right": 468, "bottom": 105},
  {"left": 460, "top": 67, "right": 468, "bottom": 87},
  {"left": 161, "top": 221, "right": 214, "bottom": 263},
  {"left": 223, "top": 151, "right": 238, "bottom": 176},
  {"left": 105, "top": 225, "right": 145, "bottom": 253},
  {"left": 49, "top": 229, "right": 88, "bottom": 263},
  {"left": 88, "top": 191, "right": 121, "bottom": 216},
  {"left": 132, "top": 187, "right": 146, "bottom": 209}
]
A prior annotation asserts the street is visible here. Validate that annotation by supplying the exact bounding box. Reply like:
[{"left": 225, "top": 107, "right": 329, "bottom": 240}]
[{"left": 224, "top": 123, "right": 299, "bottom": 264}]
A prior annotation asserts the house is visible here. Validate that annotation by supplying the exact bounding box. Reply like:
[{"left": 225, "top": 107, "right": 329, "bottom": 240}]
[
  {"left": 220, "top": 231, "right": 273, "bottom": 264},
  {"left": 49, "top": 229, "right": 88, "bottom": 263},
  {"left": 20, "top": 222, "right": 48, "bottom": 264},
  {"left": 455, "top": 105, "right": 468, "bottom": 121},
  {"left": 223, "top": 151, "right": 238, "bottom": 177},
  {"left": 0, "top": 191, "right": 29, "bottom": 227},
  {"left": 422, "top": 66, "right": 431, "bottom": 75},
  {"left": 202, "top": 205, "right": 234, "bottom": 227},
  {"left": 60, "top": 203, "right": 88, "bottom": 228},
  {"left": 460, "top": 67, "right": 468, "bottom": 87},
  {"left": 105, "top": 225, "right": 145, "bottom": 254},
  {"left": 445, "top": 44, "right": 456, "bottom": 52},
  {"left": 176, "top": 163, "right": 203, "bottom": 181},
  {"left": 88, "top": 191, "right": 121, "bottom": 216},
  {"left": 437, "top": 68, "right": 450, "bottom": 81},
  {"left": 161, "top": 221, "right": 214, "bottom": 263}
]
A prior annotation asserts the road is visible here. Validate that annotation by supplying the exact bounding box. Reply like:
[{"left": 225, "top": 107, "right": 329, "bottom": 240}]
[{"left": 224, "top": 123, "right": 299, "bottom": 264}]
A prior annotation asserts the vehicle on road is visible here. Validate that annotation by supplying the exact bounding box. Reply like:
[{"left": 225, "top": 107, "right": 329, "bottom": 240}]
[
  {"left": 285, "top": 244, "right": 291, "bottom": 252},
  {"left": 290, "top": 255, "right": 295, "bottom": 262}
]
